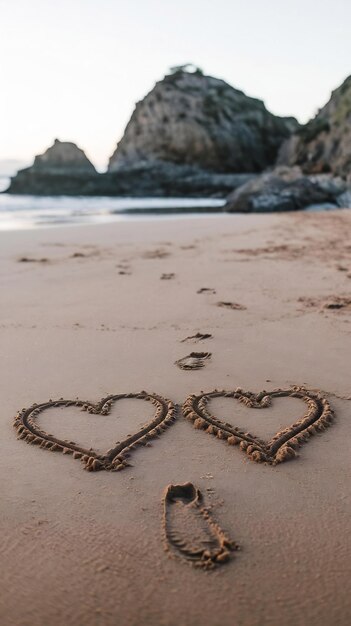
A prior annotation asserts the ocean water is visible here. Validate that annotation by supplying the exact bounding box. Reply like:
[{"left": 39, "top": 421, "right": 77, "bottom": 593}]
[
  {"left": 1, "top": 175, "right": 345, "bottom": 230},
  {"left": 0, "top": 177, "right": 225, "bottom": 231}
]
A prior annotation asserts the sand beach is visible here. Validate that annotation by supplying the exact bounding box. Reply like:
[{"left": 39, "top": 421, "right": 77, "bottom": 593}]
[{"left": 1, "top": 211, "right": 351, "bottom": 626}]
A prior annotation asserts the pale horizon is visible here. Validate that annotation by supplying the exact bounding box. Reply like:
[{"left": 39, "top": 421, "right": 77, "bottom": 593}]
[{"left": 1, "top": 0, "right": 350, "bottom": 170}]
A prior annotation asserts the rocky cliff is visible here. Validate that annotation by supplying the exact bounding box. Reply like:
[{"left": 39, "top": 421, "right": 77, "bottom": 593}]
[
  {"left": 278, "top": 76, "right": 351, "bottom": 179},
  {"left": 108, "top": 69, "right": 298, "bottom": 174},
  {"left": 8, "top": 71, "right": 351, "bottom": 205}
]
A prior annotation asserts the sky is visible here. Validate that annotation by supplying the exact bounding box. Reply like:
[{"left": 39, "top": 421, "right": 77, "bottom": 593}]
[{"left": 0, "top": 0, "right": 350, "bottom": 170}]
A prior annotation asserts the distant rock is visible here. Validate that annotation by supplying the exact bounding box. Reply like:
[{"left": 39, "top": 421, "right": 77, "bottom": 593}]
[
  {"left": 278, "top": 76, "right": 351, "bottom": 179},
  {"left": 7, "top": 139, "right": 98, "bottom": 194},
  {"left": 225, "top": 166, "right": 347, "bottom": 212},
  {"left": 108, "top": 69, "right": 298, "bottom": 174},
  {"left": 31, "top": 139, "right": 97, "bottom": 174}
]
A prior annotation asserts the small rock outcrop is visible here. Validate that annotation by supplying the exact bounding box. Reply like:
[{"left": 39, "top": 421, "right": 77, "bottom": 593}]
[
  {"left": 278, "top": 76, "right": 351, "bottom": 179},
  {"left": 108, "top": 69, "right": 298, "bottom": 174},
  {"left": 225, "top": 166, "right": 348, "bottom": 212},
  {"left": 7, "top": 140, "right": 98, "bottom": 194},
  {"left": 31, "top": 139, "right": 97, "bottom": 174}
]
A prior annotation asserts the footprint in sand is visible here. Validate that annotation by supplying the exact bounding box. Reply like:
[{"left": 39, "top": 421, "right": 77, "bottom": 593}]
[
  {"left": 116, "top": 263, "right": 132, "bottom": 275},
  {"left": 336, "top": 264, "right": 349, "bottom": 273},
  {"left": 143, "top": 249, "right": 171, "bottom": 259},
  {"left": 175, "top": 352, "right": 211, "bottom": 370},
  {"left": 70, "top": 252, "right": 88, "bottom": 258},
  {"left": 163, "top": 482, "right": 238, "bottom": 569},
  {"left": 323, "top": 297, "right": 351, "bottom": 310},
  {"left": 160, "top": 273, "right": 175, "bottom": 280},
  {"left": 70, "top": 250, "right": 101, "bottom": 260},
  {"left": 180, "top": 332, "right": 213, "bottom": 343},
  {"left": 216, "top": 301, "right": 247, "bottom": 311},
  {"left": 18, "top": 257, "right": 49, "bottom": 264},
  {"left": 298, "top": 296, "right": 351, "bottom": 312},
  {"left": 197, "top": 287, "right": 216, "bottom": 294},
  {"left": 336, "top": 265, "right": 351, "bottom": 278}
]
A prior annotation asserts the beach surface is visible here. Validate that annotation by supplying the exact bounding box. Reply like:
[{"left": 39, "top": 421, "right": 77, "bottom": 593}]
[{"left": 1, "top": 211, "right": 351, "bottom": 626}]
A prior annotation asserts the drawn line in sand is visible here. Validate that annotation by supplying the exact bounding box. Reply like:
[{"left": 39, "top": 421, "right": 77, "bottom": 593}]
[
  {"left": 183, "top": 387, "right": 334, "bottom": 465},
  {"left": 163, "top": 482, "right": 238, "bottom": 569},
  {"left": 14, "top": 392, "right": 176, "bottom": 472},
  {"left": 175, "top": 352, "right": 211, "bottom": 370}
]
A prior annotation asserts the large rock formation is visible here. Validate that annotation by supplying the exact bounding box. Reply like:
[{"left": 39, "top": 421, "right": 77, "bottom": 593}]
[
  {"left": 9, "top": 71, "right": 351, "bottom": 206},
  {"left": 225, "top": 166, "right": 348, "bottom": 212},
  {"left": 7, "top": 139, "right": 99, "bottom": 195},
  {"left": 278, "top": 76, "right": 351, "bottom": 178},
  {"left": 108, "top": 69, "right": 298, "bottom": 174}
]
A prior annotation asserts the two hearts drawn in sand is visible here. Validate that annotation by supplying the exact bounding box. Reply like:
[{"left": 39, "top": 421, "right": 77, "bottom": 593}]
[
  {"left": 14, "top": 387, "right": 335, "bottom": 569},
  {"left": 14, "top": 386, "right": 334, "bottom": 471}
]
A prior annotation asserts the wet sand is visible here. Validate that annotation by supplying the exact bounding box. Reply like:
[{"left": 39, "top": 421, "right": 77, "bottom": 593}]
[{"left": 1, "top": 211, "right": 351, "bottom": 625}]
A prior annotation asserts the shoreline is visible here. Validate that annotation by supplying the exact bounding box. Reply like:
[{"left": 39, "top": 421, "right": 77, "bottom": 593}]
[
  {"left": 0, "top": 194, "right": 227, "bottom": 231},
  {"left": 0, "top": 194, "right": 349, "bottom": 233}
]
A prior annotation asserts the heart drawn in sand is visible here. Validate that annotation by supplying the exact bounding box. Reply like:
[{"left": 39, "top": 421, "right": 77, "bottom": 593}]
[
  {"left": 183, "top": 387, "right": 334, "bottom": 465},
  {"left": 14, "top": 392, "right": 176, "bottom": 472}
]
